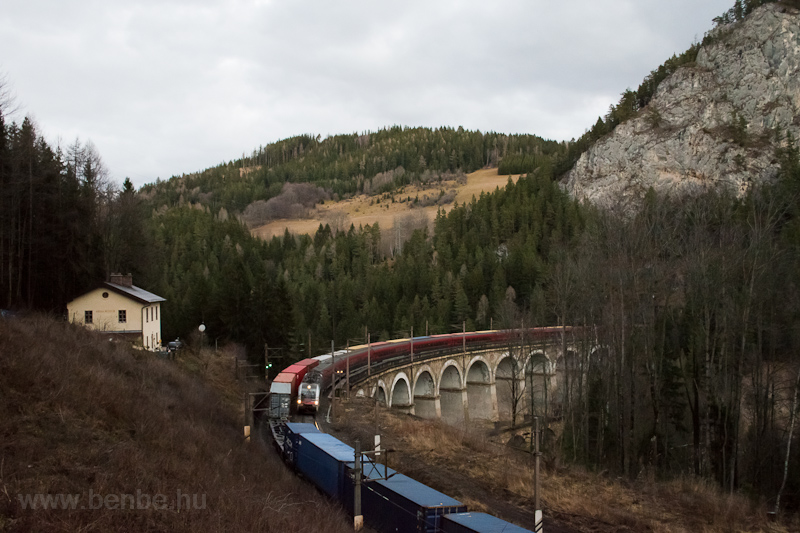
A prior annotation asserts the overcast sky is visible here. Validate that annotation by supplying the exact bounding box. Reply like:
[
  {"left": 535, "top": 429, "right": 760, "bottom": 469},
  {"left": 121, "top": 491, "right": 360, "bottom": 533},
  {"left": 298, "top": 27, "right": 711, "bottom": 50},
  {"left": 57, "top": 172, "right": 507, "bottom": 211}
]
[{"left": 2, "top": 0, "right": 733, "bottom": 187}]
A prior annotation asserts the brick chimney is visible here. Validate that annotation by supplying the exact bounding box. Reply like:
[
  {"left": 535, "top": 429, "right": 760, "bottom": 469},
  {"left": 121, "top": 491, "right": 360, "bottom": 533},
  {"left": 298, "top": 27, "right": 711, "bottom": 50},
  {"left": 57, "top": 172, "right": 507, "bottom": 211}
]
[{"left": 109, "top": 273, "right": 133, "bottom": 288}]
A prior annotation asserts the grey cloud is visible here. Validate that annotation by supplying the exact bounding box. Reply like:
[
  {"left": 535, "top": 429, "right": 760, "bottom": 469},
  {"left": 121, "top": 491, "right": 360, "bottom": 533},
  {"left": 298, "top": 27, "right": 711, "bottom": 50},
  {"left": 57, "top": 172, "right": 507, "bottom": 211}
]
[{"left": 1, "top": 0, "right": 733, "bottom": 186}]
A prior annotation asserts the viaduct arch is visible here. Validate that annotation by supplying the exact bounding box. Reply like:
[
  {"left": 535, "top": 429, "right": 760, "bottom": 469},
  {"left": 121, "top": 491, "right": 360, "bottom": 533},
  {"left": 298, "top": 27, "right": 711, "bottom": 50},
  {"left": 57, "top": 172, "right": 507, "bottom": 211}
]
[{"left": 352, "top": 337, "right": 585, "bottom": 425}]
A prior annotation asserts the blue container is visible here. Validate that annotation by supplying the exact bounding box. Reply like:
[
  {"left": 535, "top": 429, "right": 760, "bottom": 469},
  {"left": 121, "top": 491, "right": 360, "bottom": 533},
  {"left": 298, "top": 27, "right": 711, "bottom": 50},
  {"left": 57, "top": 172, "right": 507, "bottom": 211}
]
[
  {"left": 286, "top": 428, "right": 467, "bottom": 533},
  {"left": 340, "top": 459, "right": 397, "bottom": 515},
  {"left": 282, "top": 423, "right": 322, "bottom": 468},
  {"left": 293, "top": 432, "right": 356, "bottom": 499},
  {"left": 362, "top": 472, "right": 467, "bottom": 533},
  {"left": 441, "top": 512, "right": 535, "bottom": 533},
  {"left": 285, "top": 422, "right": 320, "bottom": 435},
  {"left": 361, "top": 460, "right": 396, "bottom": 481}
]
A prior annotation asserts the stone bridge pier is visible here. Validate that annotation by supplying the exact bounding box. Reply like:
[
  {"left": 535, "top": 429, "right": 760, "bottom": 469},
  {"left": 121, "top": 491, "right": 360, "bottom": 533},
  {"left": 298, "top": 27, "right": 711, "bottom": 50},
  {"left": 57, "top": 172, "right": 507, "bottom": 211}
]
[{"left": 353, "top": 342, "right": 571, "bottom": 425}]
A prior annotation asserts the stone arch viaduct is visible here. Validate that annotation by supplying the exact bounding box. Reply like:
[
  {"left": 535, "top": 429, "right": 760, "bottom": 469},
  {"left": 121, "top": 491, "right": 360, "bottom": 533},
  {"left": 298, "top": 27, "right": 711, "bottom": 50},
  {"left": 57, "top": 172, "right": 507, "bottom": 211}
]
[{"left": 346, "top": 334, "right": 588, "bottom": 424}]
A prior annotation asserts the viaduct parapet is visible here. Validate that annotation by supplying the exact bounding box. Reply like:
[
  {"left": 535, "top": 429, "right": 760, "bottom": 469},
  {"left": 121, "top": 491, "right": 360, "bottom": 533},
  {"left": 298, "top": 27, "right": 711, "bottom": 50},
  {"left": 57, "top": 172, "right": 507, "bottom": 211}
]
[{"left": 347, "top": 337, "right": 585, "bottom": 424}]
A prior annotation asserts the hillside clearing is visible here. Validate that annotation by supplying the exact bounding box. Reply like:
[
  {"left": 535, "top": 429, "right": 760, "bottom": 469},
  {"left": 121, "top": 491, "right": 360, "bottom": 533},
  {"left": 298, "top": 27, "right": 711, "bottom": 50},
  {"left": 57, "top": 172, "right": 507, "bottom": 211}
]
[{"left": 251, "top": 168, "right": 520, "bottom": 240}]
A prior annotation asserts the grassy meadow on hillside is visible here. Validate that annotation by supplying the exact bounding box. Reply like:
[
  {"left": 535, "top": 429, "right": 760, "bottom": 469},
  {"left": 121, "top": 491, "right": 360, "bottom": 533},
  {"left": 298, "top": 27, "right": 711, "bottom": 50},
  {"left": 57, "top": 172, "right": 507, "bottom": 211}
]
[{"left": 250, "top": 168, "right": 521, "bottom": 240}]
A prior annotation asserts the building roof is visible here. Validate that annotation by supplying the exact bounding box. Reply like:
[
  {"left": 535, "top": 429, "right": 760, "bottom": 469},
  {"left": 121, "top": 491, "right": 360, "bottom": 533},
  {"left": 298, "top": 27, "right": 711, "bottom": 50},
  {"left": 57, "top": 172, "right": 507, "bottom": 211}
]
[{"left": 103, "top": 282, "right": 166, "bottom": 304}]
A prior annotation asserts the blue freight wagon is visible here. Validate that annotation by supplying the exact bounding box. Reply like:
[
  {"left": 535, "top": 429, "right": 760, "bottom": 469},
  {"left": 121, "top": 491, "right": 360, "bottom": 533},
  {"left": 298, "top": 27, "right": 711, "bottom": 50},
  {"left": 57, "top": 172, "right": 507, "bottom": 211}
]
[
  {"left": 282, "top": 422, "right": 321, "bottom": 467},
  {"left": 285, "top": 424, "right": 382, "bottom": 511},
  {"left": 441, "top": 512, "right": 535, "bottom": 533},
  {"left": 284, "top": 422, "right": 320, "bottom": 435},
  {"left": 362, "top": 472, "right": 467, "bottom": 533},
  {"left": 340, "top": 460, "right": 397, "bottom": 515},
  {"left": 282, "top": 424, "right": 469, "bottom": 532},
  {"left": 291, "top": 431, "right": 355, "bottom": 499}
]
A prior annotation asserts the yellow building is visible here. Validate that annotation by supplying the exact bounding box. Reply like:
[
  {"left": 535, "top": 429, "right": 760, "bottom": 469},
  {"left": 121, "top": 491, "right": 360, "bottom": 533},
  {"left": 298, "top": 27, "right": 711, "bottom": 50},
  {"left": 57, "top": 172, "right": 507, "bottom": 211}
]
[{"left": 67, "top": 273, "right": 166, "bottom": 351}]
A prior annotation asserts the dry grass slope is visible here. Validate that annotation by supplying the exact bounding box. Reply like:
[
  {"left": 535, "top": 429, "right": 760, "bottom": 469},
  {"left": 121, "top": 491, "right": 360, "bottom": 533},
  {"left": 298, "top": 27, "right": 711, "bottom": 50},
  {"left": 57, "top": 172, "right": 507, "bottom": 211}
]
[
  {"left": 251, "top": 168, "right": 520, "bottom": 240},
  {"left": 332, "top": 398, "right": 799, "bottom": 533},
  {"left": 0, "top": 315, "right": 350, "bottom": 532}
]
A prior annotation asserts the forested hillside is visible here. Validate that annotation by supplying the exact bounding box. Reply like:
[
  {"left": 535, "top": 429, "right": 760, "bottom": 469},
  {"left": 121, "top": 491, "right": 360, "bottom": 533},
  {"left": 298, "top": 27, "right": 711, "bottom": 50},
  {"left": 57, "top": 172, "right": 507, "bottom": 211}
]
[{"left": 140, "top": 127, "right": 561, "bottom": 214}]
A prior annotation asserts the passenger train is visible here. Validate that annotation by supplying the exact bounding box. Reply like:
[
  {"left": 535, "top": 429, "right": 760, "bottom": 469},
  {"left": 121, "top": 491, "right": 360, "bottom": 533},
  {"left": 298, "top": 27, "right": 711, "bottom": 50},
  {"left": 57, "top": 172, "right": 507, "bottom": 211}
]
[{"left": 267, "top": 327, "right": 569, "bottom": 419}]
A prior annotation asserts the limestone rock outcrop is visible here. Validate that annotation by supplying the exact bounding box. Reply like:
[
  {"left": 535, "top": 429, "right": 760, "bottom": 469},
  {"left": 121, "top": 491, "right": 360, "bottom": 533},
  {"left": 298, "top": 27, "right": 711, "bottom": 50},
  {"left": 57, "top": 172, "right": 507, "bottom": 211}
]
[{"left": 562, "top": 3, "right": 800, "bottom": 209}]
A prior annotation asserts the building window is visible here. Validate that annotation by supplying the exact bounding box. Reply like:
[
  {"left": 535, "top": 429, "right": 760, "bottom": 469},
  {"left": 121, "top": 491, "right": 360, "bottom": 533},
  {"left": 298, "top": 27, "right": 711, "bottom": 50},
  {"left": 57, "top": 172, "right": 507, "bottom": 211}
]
[
  {"left": 119, "top": 310, "right": 126, "bottom": 323},
  {"left": 102, "top": 292, "right": 109, "bottom": 298},
  {"left": 85, "top": 311, "right": 93, "bottom": 324},
  {"left": 146, "top": 308, "right": 149, "bottom": 323},
  {"left": 155, "top": 306, "right": 158, "bottom": 320}
]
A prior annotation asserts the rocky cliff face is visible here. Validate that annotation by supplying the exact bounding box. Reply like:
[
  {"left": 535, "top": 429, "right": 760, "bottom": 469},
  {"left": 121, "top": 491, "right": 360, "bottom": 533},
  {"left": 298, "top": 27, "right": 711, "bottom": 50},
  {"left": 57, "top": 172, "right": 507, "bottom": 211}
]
[{"left": 562, "top": 3, "right": 800, "bottom": 209}]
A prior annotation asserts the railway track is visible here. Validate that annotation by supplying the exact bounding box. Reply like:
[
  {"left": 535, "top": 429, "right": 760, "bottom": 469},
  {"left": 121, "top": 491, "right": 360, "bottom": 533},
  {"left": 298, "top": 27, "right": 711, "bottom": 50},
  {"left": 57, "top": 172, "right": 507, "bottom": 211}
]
[{"left": 259, "top": 328, "right": 565, "bottom": 532}]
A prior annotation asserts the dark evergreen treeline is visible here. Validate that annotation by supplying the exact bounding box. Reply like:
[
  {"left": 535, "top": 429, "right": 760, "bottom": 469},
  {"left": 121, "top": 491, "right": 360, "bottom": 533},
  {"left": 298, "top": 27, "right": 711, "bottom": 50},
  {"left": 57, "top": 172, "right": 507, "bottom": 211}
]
[
  {"left": 713, "top": 0, "right": 787, "bottom": 25},
  {"left": 140, "top": 127, "right": 562, "bottom": 214},
  {"left": 0, "top": 107, "right": 148, "bottom": 311},
  {"left": 145, "top": 207, "right": 293, "bottom": 356}
]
